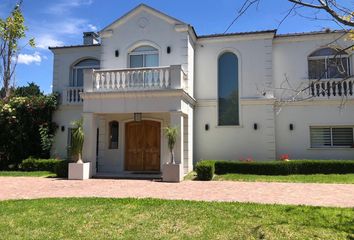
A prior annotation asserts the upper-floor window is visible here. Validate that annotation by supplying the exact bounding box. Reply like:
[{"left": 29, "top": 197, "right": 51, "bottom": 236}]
[
  {"left": 71, "top": 59, "right": 100, "bottom": 87},
  {"left": 308, "top": 47, "right": 350, "bottom": 80},
  {"left": 218, "top": 52, "right": 239, "bottom": 126},
  {"left": 129, "top": 46, "right": 159, "bottom": 68}
]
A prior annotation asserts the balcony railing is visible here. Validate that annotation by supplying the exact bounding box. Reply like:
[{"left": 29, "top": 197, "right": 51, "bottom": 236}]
[
  {"left": 310, "top": 78, "right": 354, "bottom": 97},
  {"left": 89, "top": 65, "right": 187, "bottom": 92},
  {"left": 62, "top": 86, "right": 83, "bottom": 104}
]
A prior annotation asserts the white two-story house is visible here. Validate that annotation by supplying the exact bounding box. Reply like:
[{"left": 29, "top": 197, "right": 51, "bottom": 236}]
[{"left": 50, "top": 4, "right": 354, "bottom": 178}]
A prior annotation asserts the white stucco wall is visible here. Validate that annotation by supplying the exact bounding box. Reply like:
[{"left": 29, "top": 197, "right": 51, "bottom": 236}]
[
  {"left": 275, "top": 102, "right": 354, "bottom": 159},
  {"left": 51, "top": 106, "right": 82, "bottom": 159},
  {"left": 193, "top": 33, "right": 276, "bottom": 161},
  {"left": 100, "top": 9, "right": 192, "bottom": 76}
]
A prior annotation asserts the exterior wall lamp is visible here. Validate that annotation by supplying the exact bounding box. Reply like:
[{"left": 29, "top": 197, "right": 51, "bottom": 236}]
[
  {"left": 289, "top": 123, "right": 294, "bottom": 131},
  {"left": 253, "top": 123, "right": 258, "bottom": 130},
  {"left": 61, "top": 126, "right": 65, "bottom": 132},
  {"left": 134, "top": 113, "right": 142, "bottom": 122},
  {"left": 115, "top": 50, "right": 119, "bottom": 57},
  {"left": 167, "top": 46, "right": 171, "bottom": 54}
]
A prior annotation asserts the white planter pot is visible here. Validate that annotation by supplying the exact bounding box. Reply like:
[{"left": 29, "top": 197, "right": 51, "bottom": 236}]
[
  {"left": 162, "top": 163, "right": 183, "bottom": 182},
  {"left": 68, "top": 162, "right": 91, "bottom": 180}
]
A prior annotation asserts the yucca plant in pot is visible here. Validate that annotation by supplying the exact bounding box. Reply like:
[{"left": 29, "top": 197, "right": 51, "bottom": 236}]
[
  {"left": 162, "top": 126, "right": 182, "bottom": 182},
  {"left": 68, "top": 118, "right": 90, "bottom": 180},
  {"left": 71, "top": 119, "right": 84, "bottom": 163},
  {"left": 164, "top": 126, "right": 178, "bottom": 164}
]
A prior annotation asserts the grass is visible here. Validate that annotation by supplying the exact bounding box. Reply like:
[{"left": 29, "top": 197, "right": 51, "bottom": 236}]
[
  {"left": 185, "top": 171, "right": 354, "bottom": 184},
  {"left": 0, "top": 198, "right": 352, "bottom": 240},
  {"left": 0, "top": 171, "right": 55, "bottom": 177}
]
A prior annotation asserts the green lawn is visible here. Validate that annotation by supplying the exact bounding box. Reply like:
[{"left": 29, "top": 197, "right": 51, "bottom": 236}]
[
  {"left": 185, "top": 171, "right": 354, "bottom": 184},
  {"left": 0, "top": 198, "right": 352, "bottom": 240},
  {"left": 0, "top": 171, "right": 55, "bottom": 177}
]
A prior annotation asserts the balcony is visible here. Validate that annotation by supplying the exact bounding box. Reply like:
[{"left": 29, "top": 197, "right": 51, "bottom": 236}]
[
  {"left": 309, "top": 78, "right": 354, "bottom": 98},
  {"left": 62, "top": 86, "right": 84, "bottom": 105},
  {"left": 89, "top": 65, "right": 187, "bottom": 92}
]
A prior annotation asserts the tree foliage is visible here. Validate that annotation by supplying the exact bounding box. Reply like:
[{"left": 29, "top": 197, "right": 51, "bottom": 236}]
[
  {"left": 0, "top": 0, "right": 35, "bottom": 99},
  {"left": 0, "top": 93, "right": 58, "bottom": 169}
]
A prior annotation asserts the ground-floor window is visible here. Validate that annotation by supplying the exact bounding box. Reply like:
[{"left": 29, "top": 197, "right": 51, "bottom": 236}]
[
  {"left": 109, "top": 121, "right": 119, "bottom": 149},
  {"left": 310, "top": 126, "right": 354, "bottom": 148}
]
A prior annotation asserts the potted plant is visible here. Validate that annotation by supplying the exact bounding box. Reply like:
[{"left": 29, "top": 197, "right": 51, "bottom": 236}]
[
  {"left": 68, "top": 118, "right": 91, "bottom": 180},
  {"left": 162, "top": 126, "right": 183, "bottom": 182},
  {"left": 164, "top": 126, "right": 178, "bottom": 164}
]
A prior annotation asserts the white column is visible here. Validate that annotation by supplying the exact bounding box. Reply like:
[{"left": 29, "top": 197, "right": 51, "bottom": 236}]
[
  {"left": 169, "top": 65, "right": 182, "bottom": 89},
  {"left": 83, "top": 69, "right": 94, "bottom": 92},
  {"left": 82, "top": 112, "right": 97, "bottom": 177},
  {"left": 170, "top": 111, "right": 184, "bottom": 165}
]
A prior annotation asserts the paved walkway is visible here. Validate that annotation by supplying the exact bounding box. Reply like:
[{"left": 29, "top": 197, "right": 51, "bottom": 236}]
[{"left": 0, "top": 177, "right": 353, "bottom": 207}]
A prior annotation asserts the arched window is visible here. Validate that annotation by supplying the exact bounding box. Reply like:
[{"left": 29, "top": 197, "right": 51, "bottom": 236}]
[
  {"left": 218, "top": 52, "right": 239, "bottom": 126},
  {"left": 129, "top": 46, "right": 159, "bottom": 68},
  {"left": 71, "top": 58, "right": 100, "bottom": 86},
  {"left": 308, "top": 47, "right": 350, "bottom": 79},
  {"left": 109, "top": 121, "right": 119, "bottom": 149}
]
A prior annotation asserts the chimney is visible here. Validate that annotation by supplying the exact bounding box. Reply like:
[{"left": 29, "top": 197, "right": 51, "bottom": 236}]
[{"left": 83, "top": 32, "right": 99, "bottom": 45}]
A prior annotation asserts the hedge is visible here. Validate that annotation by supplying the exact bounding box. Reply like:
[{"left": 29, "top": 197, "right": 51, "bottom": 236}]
[
  {"left": 20, "top": 158, "right": 68, "bottom": 178},
  {"left": 214, "top": 160, "right": 354, "bottom": 175},
  {"left": 195, "top": 160, "right": 215, "bottom": 180},
  {"left": 54, "top": 160, "right": 68, "bottom": 178}
]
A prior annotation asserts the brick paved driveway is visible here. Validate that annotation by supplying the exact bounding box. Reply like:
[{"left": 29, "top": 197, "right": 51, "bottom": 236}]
[{"left": 0, "top": 177, "right": 353, "bottom": 207}]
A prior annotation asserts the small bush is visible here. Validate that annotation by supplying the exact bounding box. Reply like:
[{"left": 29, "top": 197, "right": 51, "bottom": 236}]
[
  {"left": 20, "top": 157, "right": 63, "bottom": 172},
  {"left": 195, "top": 161, "right": 215, "bottom": 180},
  {"left": 54, "top": 160, "right": 68, "bottom": 178},
  {"left": 214, "top": 160, "right": 354, "bottom": 175}
]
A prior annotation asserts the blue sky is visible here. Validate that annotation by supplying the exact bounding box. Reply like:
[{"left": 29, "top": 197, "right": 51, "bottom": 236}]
[{"left": 0, "top": 0, "right": 349, "bottom": 93}]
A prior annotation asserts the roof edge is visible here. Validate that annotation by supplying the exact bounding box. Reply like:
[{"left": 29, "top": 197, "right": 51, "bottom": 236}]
[
  {"left": 48, "top": 44, "right": 101, "bottom": 50},
  {"left": 198, "top": 29, "right": 277, "bottom": 39}
]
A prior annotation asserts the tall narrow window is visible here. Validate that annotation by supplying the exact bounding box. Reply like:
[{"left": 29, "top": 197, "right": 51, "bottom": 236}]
[
  {"left": 218, "top": 52, "right": 239, "bottom": 126},
  {"left": 109, "top": 121, "right": 119, "bottom": 149},
  {"left": 71, "top": 59, "right": 100, "bottom": 86}
]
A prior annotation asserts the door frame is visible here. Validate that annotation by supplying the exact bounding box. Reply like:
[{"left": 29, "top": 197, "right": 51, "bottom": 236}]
[{"left": 122, "top": 118, "right": 164, "bottom": 172}]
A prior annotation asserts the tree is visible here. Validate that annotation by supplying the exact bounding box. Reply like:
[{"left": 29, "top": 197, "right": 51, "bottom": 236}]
[
  {"left": 13, "top": 82, "right": 42, "bottom": 97},
  {"left": 0, "top": 0, "right": 35, "bottom": 99},
  {"left": 164, "top": 126, "right": 178, "bottom": 164}
]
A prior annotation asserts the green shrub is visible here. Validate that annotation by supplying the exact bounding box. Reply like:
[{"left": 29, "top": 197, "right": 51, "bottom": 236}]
[
  {"left": 195, "top": 161, "right": 215, "bottom": 180},
  {"left": 213, "top": 160, "right": 354, "bottom": 175},
  {"left": 54, "top": 160, "right": 68, "bottom": 178},
  {"left": 20, "top": 158, "right": 63, "bottom": 172}
]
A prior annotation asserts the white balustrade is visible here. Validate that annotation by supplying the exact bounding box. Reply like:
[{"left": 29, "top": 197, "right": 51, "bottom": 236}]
[
  {"left": 91, "top": 66, "right": 186, "bottom": 91},
  {"left": 63, "top": 87, "right": 84, "bottom": 104},
  {"left": 309, "top": 78, "right": 354, "bottom": 97}
]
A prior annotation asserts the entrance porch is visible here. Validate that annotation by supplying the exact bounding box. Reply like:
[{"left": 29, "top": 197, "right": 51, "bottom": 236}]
[{"left": 82, "top": 112, "right": 193, "bottom": 179}]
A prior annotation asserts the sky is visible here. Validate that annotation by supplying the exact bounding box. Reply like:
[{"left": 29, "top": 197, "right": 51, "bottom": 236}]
[{"left": 0, "top": 0, "right": 351, "bottom": 93}]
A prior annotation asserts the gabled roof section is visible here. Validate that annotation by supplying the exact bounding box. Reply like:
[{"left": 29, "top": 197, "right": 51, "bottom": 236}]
[{"left": 100, "top": 4, "right": 187, "bottom": 32}]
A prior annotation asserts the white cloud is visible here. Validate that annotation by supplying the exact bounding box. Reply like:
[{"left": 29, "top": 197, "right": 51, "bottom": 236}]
[
  {"left": 47, "top": 0, "right": 94, "bottom": 14},
  {"left": 17, "top": 52, "right": 42, "bottom": 65},
  {"left": 36, "top": 34, "right": 64, "bottom": 49},
  {"left": 88, "top": 24, "right": 97, "bottom": 32}
]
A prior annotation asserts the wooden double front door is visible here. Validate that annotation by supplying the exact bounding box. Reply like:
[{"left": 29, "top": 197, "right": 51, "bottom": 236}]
[{"left": 125, "top": 120, "right": 161, "bottom": 172}]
